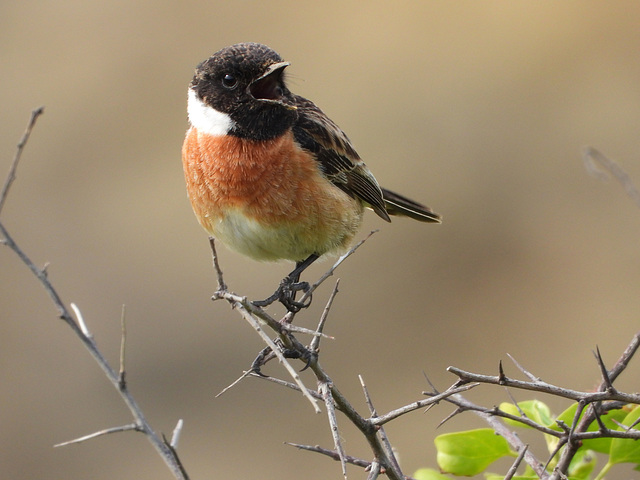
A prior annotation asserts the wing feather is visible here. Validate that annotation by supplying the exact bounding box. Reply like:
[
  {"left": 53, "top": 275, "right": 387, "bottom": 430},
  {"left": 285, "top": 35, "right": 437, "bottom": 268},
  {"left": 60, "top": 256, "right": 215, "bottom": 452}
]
[{"left": 292, "top": 96, "right": 390, "bottom": 221}]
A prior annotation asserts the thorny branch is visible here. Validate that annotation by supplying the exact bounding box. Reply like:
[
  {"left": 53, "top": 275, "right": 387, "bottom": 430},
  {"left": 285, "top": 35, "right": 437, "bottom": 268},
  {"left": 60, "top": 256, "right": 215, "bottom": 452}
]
[
  {"left": 6, "top": 113, "right": 640, "bottom": 480},
  {"left": 210, "top": 236, "right": 475, "bottom": 480},
  {"left": 447, "top": 363, "right": 640, "bottom": 405},
  {"left": 211, "top": 230, "right": 640, "bottom": 480},
  {"left": 1, "top": 109, "right": 188, "bottom": 480},
  {"left": 444, "top": 332, "right": 640, "bottom": 479},
  {"left": 0, "top": 106, "right": 44, "bottom": 215}
]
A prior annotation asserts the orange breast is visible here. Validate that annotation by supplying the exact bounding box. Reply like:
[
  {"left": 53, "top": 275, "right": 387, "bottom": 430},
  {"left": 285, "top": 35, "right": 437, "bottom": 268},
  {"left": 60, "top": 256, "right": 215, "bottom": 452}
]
[{"left": 181, "top": 127, "right": 364, "bottom": 261}]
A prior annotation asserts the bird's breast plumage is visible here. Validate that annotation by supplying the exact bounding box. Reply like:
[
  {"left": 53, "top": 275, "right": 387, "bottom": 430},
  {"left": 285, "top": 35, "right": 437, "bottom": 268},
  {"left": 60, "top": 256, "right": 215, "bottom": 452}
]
[{"left": 181, "top": 126, "right": 364, "bottom": 261}]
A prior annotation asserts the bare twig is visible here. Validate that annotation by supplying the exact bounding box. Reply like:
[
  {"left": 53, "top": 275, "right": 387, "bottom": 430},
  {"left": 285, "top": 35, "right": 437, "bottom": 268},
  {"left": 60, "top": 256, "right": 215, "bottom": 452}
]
[
  {"left": 208, "top": 240, "right": 321, "bottom": 412},
  {"left": 366, "top": 460, "right": 381, "bottom": 480},
  {"left": 281, "top": 322, "right": 333, "bottom": 339},
  {"left": 504, "top": 445, "right": 529, "bottom": 480},
  {"left": 444, "top": 394, "right": 549, "bottom": 479},
  {"left": 448, "top": 365, "right": 640, "bottom": 404},
  {"left": 119, "top": 304, "right": 127, "bottom": 389},
  {"left": 551, "top": 332, "right": 640, "bottom": 479},
  {"left": 218, "top": 291, "right": 321, "bottom": 413},
  {"left": 320, "top": 381, "right": 348, "bottom": 479},
  {"left": 215, "top": 369, "right": 255, "bottom": 398},
  {"left": 446, "top": 332, "right": 640, "bottom": 479},
  {"left": 209, "top": 236, "right": 226, "bottom": 291},
  {"left": 2, "top": 235, "right": 189, "bottom": 478},
  {"left": 309, "top": 279, "right": 340, "bottom": 353},
  {"left": 1, "top": 111, "right": 188, "bottom": 479},
  {"left": 504, "top": 388, "right": 526, "bottom": 418},
  {"left": 602, "top": 330, "right": 640, "bottom": 384},
  {"left": 285, "top": 442, "right": 372, "bottom": 469},
  {"left": 360, "top": 375, "right": 377, "bottom": 416},
  {"left": 170, "top": 419, "right": 184, "bottom": 449},
  {"left": 506, "top": 353, "right": 540, "bottom": 382},
  {"left": 0, "top": 106, "right": 44, "bottom": 215},
  {"left": 358, "top": 375, "right": 403, "bottom": 479},
  {"left": 583, "top": 146, "right": 640, "bottom": 209},
  {"left": 54, "top": 423, "right": 140, "bottom": 447},
  {"left": 207, "top": 229, "right": 440, "bottom": 480},
  {"left": 374, "top": 382, "right": 478, "bottom": 426},
  {"left": 250, "top": 372, "right": 324, "bottom": 399}
]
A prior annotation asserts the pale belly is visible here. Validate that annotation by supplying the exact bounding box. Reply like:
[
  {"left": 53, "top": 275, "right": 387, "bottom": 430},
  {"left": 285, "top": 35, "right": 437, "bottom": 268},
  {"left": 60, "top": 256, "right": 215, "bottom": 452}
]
[{"left": 209, "top": 203, "right": 363, "bottom": 262}]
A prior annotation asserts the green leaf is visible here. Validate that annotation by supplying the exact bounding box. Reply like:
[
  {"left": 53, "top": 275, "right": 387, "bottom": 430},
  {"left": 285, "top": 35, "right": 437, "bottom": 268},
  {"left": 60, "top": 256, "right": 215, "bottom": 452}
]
[
  {"left": 610, "top": 405, "right": 640, "bottom": 465},
  {"left": 552, "top": 403, "right": 630, "bottom": 454},
  {"left": 499, "top": 400, "right": 559, "bottom": 455},
  {"left": 567, "top": 448, "right": 597, "bottom": 480},
  {"left": 435, "top": 428, "right": 514, "bottom": 476},
  {"left": 499, "top": 400, "right": 553, "bottom": 428},
  {"left": 552, "top": 403, "right": 579, "bottom": 432},
  {"left": 412, "top": 468, "right": 451, "bottom": 480}
]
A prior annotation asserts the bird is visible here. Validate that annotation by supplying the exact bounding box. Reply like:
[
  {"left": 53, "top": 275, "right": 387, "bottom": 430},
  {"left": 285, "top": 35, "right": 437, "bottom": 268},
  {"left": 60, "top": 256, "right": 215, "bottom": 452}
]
[{"left": 182, "top": 42, "right": 440, "bottom": 310}]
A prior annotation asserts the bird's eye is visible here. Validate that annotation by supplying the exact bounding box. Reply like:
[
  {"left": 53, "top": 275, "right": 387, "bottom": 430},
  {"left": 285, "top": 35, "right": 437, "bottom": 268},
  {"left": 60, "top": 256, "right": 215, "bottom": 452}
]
[{"left": 222, "top": 74, "right": 238, "bottom": 89}]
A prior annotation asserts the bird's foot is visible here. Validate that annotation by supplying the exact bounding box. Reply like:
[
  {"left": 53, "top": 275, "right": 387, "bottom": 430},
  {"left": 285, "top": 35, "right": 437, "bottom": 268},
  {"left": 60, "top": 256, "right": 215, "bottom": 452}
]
[
  {"left": 250, "top": 341, "right": 316, "bottom": 375},
  {"left": 253, "top": 277, "right": 312, "bottom": 312}
]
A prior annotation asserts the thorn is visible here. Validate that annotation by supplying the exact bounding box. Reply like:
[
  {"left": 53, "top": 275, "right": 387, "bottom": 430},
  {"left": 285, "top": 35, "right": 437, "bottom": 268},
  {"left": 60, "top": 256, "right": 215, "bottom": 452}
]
[
  {"left": 594, "top": 346, "right": 615, "bottom": 393},
  {"left": 309, "top": 278, "right": 340, "bottom": 353},
  {"left": 170, "top": 419, "right": 184, "bottom": 449},
  {"left": 422, "top": 371, "right": 440, "bottom": 394},
  {"left": 593, "top": 406, "right": 607, "bottom": 431},
  {"left": 54, "top": 423, "right": 139, "bottom": 447},
  {"left": 507, "top": 353, "right": 540, "bottom": 382},
  {"left": 505, "top": 388, "right": 526, "bottom": 417},
  {"left": 215, "top": 370, "right": 254, "bottom": 398},
  {"left": 498, "top": 360, "right": 506, "bottom": 384},
  {"left": 628, "top": 415, "right": 640, "bottom": 430},
  {"left": 438, "top": 407, "right": 465, "bottom": 428}
]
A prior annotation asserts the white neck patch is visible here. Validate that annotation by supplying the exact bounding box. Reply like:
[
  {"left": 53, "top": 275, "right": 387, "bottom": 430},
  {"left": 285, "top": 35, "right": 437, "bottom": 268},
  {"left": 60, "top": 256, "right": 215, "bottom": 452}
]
[{"left": 187, "top": 89, "right": 235, "bottom": 136}]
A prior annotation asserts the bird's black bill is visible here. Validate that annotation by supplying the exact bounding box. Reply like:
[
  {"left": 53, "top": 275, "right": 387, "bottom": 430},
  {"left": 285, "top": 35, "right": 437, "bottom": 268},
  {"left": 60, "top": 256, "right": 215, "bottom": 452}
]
[{"left": 249, "top": 63, "right": 288, "bottom": 101}]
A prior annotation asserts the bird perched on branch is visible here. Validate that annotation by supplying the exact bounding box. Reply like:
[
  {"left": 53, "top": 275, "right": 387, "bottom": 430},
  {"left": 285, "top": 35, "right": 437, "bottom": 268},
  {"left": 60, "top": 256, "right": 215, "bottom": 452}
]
[{"left": 182, "top": 43, "right": 440, "bottom": 311}]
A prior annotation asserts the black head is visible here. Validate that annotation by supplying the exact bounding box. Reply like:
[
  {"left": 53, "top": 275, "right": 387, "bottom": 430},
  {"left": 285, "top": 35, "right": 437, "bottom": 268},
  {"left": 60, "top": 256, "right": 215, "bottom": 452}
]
[{"left": 189, "top": 43, "right": 297, "bottom": 140}]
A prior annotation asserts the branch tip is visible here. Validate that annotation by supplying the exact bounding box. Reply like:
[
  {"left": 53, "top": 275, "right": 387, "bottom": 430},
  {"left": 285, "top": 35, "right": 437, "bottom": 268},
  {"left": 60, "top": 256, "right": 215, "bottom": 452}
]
[{"left": 170, "top": 419, "right": 184, "bottom": 449}]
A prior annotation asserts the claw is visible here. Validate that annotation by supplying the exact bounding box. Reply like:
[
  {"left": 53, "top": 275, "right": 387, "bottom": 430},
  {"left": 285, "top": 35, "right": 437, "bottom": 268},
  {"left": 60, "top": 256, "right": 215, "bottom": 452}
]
[
  {"left": 299, "top": 350, "right": 317, "bottom": 371},
  {"left": 282, "top": 345, "right": 316, "bottom": 371},
  {"left": 250, "top": 346, "right": 275, "bottom": 376},
  {"left": 253, "top": 278, "right": 312, "bottom": 312},
  {"left": 250, "top": 341, "right": 315, "bottom": 374},
  {"left": 252, "top": 253, "right": 319, "bottom": 312}
]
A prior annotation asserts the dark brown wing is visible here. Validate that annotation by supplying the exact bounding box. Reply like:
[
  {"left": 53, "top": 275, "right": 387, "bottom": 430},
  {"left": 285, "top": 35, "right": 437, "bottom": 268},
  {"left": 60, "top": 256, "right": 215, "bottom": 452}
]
[
  {"left": 380, "top": 188, "right": 441, "bottom": 223},
  {"left": 291, "top": 95, "right": 391, "bottom": 222}
]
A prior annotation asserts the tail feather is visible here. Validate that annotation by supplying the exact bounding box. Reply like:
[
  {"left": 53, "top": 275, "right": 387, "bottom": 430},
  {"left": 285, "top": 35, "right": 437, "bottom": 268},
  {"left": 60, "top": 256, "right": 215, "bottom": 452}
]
[{"left": 381, "top": 187, "right": 441, "bottom": 223}]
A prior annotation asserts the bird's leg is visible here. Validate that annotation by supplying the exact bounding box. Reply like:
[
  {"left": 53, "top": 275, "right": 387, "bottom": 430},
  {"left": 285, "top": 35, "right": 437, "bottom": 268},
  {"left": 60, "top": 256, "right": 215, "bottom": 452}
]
[
  {"left": 250, "top": 338, "right": 316, "bottom": 375},
  {"left": 253, "top": 253, "right": 319, "bottom": 312}
]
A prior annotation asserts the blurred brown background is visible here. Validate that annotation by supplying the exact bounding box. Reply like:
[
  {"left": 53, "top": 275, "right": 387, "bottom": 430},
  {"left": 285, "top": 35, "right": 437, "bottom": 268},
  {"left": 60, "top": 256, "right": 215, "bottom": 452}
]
[{"left": 2, "top": 1, "right": 640, "bottom": 479}]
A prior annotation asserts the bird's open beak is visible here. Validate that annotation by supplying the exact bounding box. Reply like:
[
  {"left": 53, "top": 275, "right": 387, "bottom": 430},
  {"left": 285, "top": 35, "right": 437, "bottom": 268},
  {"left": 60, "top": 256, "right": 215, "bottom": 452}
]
[{"left": 249, "top": 61, "right": 296, "bottom": 110}]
